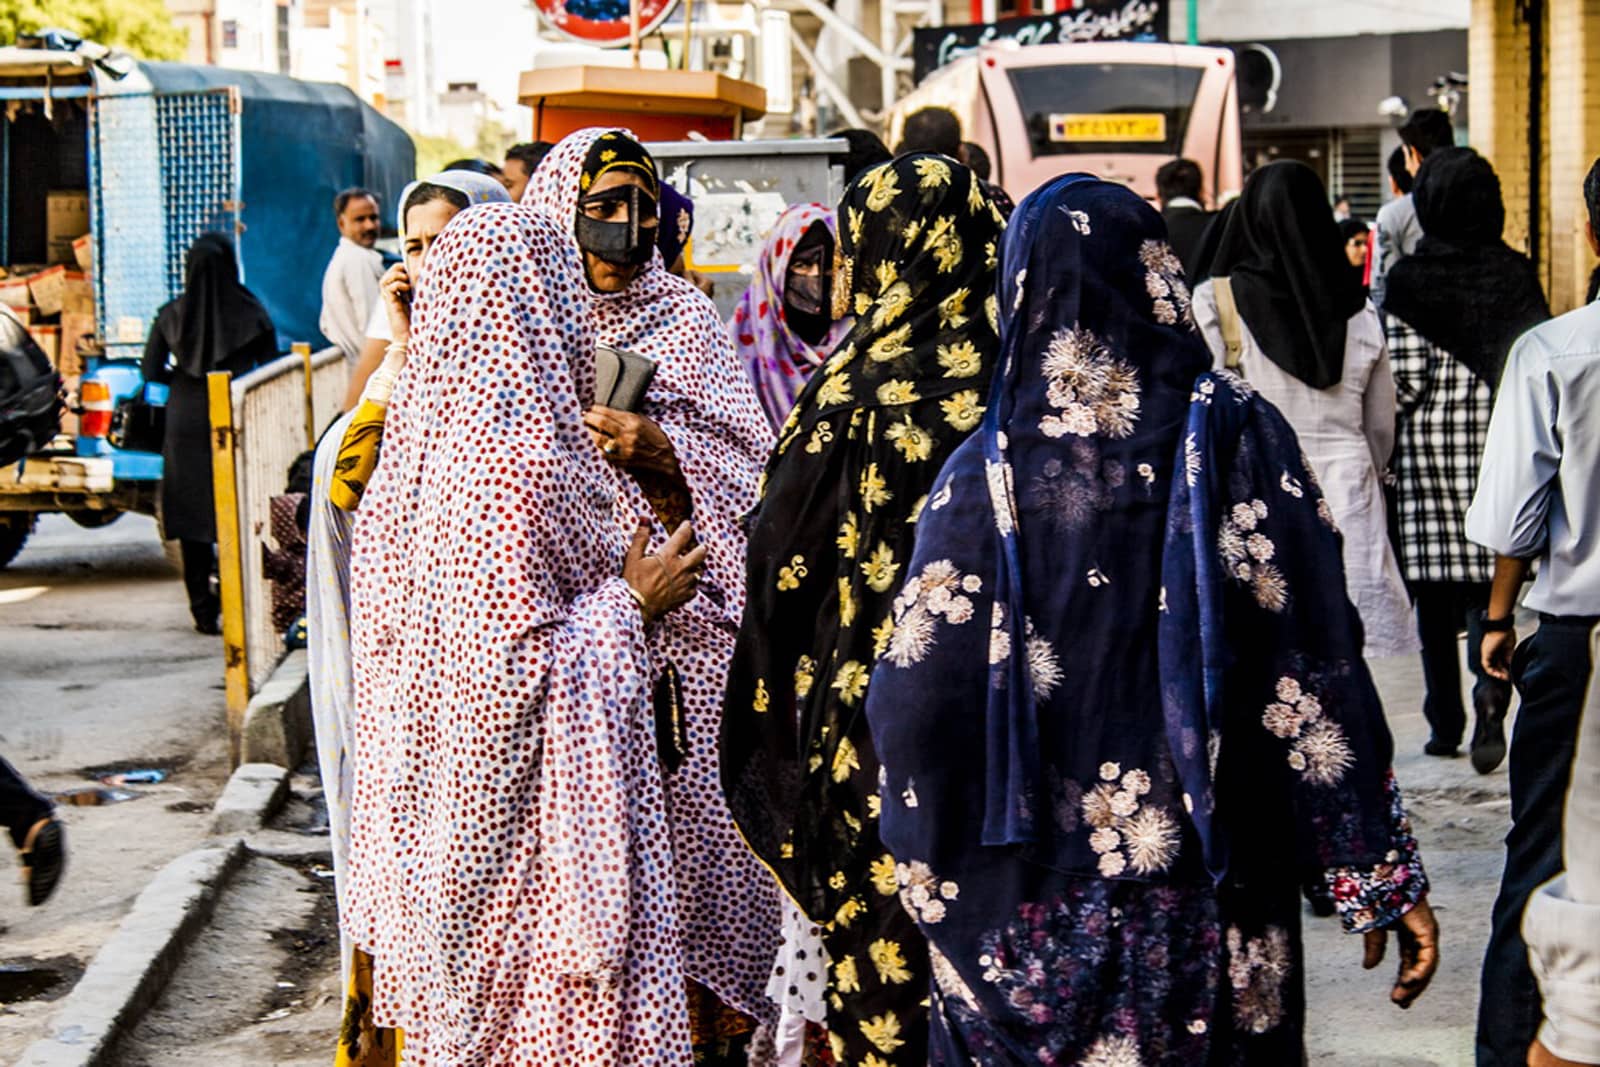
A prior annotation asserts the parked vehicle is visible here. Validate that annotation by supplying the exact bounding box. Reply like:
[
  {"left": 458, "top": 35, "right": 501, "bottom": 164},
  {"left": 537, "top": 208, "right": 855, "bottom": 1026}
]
[
  {"left": 887, "top": 41, "right": 1242, "bottom": 206},
  {"left": 0, "top": 44, "right": 413, "bottom": 567}
]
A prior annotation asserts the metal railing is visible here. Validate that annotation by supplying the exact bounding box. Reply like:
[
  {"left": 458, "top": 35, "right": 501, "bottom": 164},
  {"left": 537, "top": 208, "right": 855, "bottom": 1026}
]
[{"left": 209, "top": 343, "right": 348, "bottom": 759}]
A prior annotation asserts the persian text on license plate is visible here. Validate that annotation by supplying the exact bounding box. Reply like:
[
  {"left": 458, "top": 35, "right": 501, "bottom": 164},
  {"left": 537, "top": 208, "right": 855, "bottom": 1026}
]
[{"left": 1049, "top": 113, "right": 1167, "bottom": 142}]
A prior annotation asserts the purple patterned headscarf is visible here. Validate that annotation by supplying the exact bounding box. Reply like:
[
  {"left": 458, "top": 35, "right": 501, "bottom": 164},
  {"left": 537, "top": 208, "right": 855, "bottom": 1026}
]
[{"left": 730, "top": 203, "right": 852, "bottom": 432}]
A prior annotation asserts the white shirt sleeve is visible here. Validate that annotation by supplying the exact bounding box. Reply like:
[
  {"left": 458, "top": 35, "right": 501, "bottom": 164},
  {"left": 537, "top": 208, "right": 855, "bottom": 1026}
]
[
  {"left": 1464, "top": 331, "right": 1560, "bottom": 558},
  {"left": 319, "top": 242, "right": 383, "bottom": 361},
  {"left": 365, "top": 296, "right": 393, "bottom": 344}
]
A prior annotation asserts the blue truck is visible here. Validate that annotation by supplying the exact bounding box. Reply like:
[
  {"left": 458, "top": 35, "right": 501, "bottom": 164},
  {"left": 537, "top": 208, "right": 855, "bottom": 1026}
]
[{"left": 0, "top": 42, "right": 413, "bottom": 566}]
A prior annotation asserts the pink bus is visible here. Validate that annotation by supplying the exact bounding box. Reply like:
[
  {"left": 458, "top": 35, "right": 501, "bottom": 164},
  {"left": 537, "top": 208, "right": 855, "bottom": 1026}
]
[{"left": 887, "top": 41, "right": 1243, "bottom": 207}]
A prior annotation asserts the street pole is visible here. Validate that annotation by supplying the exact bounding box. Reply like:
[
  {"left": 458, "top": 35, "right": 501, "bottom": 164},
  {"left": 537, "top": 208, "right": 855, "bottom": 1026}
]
[{"left": 1187, "top": 0, "right": 1197, "bottom": 45}]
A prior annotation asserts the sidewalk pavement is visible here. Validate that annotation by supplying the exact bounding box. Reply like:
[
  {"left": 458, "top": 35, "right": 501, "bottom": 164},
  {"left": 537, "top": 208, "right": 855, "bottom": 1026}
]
[{"left": 1305, "top": 648, "right": 1514, "bottom": 1066}]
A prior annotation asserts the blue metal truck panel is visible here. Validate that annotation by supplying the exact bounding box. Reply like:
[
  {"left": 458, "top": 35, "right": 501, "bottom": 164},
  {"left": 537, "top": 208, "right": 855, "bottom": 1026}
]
[
  {"left": 90, "top": 94, "right": 173, "bottom": 354},
  {"left": 135, "top": 63, "right": 415, "bottom": 350}
]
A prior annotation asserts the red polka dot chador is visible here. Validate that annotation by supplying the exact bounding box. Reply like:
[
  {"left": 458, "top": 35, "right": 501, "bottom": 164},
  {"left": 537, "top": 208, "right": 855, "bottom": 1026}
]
[{"left": 345, "top": 204, "right": 692, "bottom": 1063}]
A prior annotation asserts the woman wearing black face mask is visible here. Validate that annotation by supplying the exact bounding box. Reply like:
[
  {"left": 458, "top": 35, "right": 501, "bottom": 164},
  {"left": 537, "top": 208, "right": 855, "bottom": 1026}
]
[
  {"left": 732, "top": 203, "right": 853, "bottom": 432},
  {"left": 523, "top": 128, "right": 783, "bottom": 1059}
]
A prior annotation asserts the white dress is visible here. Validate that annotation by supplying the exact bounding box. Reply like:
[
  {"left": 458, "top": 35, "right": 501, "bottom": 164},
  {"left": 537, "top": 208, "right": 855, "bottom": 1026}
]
[{"left": 1193, "top": 281, "right": 1419, "bottom": 659}]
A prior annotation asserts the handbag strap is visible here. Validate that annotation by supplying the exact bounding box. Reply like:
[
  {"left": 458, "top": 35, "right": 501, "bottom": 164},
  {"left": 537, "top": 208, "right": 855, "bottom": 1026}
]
[{"left": 1213, "top": 276, "right": 1245, "bottom": 373}]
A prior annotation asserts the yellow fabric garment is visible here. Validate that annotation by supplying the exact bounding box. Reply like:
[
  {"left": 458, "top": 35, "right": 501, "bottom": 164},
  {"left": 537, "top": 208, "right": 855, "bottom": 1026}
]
[
  {"left": 330, "top": 400, "right": 388, "bottom": 512},
  {"left": 336, "top": 949, "right": 402, "bottom": 1066}
]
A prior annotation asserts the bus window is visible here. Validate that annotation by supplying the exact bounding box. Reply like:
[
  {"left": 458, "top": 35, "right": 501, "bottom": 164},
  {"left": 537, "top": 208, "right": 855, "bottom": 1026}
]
[{"left": 1006, "top": 64, "right": 1205, "bottom": 158}]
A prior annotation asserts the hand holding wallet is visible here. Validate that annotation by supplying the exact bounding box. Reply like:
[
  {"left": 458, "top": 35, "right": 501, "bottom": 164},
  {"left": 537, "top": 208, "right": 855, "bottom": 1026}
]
[{"left": 593, "top": 344, "right": 657, "bottom": 413}]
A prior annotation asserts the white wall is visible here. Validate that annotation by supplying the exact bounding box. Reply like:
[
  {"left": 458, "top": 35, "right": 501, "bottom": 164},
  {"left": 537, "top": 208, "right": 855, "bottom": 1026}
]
[{"left": 1184, "top": 0, "right": 1468, "bottom": 41}]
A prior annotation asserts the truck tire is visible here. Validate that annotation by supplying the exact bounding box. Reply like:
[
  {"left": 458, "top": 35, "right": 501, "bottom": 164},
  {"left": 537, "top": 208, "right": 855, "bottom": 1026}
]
[
  {"left": 66, "top": 510, "right": 123, "bottom": 530},
  {"left": 0, "top": 514, "right": 34, "bottom": 570}
]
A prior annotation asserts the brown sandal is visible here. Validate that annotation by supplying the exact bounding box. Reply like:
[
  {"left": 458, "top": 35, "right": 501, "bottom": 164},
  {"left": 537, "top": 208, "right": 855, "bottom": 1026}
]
[{"left": 18, "top": 816, "right": 64, "bottom": 906}]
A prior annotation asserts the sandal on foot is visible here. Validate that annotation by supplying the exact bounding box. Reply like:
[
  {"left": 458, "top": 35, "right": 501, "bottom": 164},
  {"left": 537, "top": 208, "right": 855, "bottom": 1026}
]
[{"left": 19, "top": 816, "right": 64, "bottom": 906}]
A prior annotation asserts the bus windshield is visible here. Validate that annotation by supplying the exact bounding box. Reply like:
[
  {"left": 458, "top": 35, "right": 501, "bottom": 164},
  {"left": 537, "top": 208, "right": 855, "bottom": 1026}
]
[{"left": 1006, "top": 63, "right": 1205, "bottom": 158}]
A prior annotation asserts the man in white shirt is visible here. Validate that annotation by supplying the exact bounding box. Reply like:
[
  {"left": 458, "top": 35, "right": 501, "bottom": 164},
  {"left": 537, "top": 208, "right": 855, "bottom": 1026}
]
[
  {"left": 319, "top": 189, "right": 383, "bottom": 363},
  {"left": 1465, "top": 157, "right": 1600, "bottom": 1067}
]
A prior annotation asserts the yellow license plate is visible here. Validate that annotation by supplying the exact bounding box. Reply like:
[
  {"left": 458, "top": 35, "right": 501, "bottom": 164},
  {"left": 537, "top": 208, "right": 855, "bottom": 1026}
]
[{"left": 1050, "top": 113, "right": 1168, "bottom": 142}]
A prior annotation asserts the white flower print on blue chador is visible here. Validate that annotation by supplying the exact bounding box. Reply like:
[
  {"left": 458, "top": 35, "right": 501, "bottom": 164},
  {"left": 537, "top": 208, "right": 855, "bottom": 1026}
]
[
  {"left": 1138, "top": 239, "right": 1191, "bottom": 327},
  {"left": 1039, "top": 326, "right": 1142, "bottom": 440},
  {"left": 1218, "top": 498, "right": 1288, "bottom": 612},
  {"left": 885, "top": 560, "right": 983, "bottom": 668}
]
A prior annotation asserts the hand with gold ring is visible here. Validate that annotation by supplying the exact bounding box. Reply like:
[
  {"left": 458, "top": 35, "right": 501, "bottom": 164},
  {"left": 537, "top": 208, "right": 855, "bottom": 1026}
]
[{"left": 584, "top": 406, "right": 679, "bottom": 475}]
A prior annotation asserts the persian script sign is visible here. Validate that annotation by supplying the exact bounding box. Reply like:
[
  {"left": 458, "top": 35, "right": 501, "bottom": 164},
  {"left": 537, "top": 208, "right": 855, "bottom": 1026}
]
[
  {"left": 1049, "top": 112, "right": 1167, "bottom": 141},
  {"left": 910, "top": 0, "right": 1167, "bottom": 82}
]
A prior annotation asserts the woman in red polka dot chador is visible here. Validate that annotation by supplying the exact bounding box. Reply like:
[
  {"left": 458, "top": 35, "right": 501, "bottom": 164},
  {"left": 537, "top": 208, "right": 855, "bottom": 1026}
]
[
  {"left": 344, "top": 203, "right": 711, "bottom": 1063},
  {"left": 525, "top": 129, "right": 786, "bottom": 1055}
]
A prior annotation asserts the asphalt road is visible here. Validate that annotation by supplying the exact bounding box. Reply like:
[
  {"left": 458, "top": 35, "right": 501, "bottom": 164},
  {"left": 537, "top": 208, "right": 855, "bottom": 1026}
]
[{"left": 0, "top": 513, "right": 232, "bottom": 1061}]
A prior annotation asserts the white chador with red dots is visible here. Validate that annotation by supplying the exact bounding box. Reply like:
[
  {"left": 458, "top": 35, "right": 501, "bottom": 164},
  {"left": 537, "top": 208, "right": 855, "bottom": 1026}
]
[
  {"left": 345, "top": 204, "right": 691, "bottom": 1063},
  {"left": 528, "top": 129, "right": 784, "bottom": 1028}
]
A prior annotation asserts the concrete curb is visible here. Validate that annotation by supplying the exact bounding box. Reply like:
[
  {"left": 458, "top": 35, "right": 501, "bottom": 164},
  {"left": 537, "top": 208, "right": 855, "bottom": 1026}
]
[
  {"left": 14, "top": 757, "right": 293, "bottom": 1067},
  {"left": 208, "top": 762, "right": 291, "bottom": 837},
  {"left": 240, "top": 649, "right": 311, "bottom": 769},
  {"left": 15, "top": 839, "right": 248, "bottom": 1067}
]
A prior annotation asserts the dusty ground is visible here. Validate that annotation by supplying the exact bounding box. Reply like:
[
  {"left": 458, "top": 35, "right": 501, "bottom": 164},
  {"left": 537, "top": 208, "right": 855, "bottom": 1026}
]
[{"left": 0, "top": 514, "right": 232, "bottom": 1062}]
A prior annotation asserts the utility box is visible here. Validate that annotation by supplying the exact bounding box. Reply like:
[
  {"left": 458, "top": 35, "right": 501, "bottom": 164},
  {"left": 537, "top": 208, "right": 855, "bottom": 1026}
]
[{"left": 646, "top": 137, "right": 847, "bottom": 319}]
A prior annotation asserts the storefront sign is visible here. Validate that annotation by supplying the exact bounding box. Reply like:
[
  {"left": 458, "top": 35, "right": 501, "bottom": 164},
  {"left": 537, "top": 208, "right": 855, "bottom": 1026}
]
[{"left": 912, "top": 0, "right": 1167, "bottom": 82}]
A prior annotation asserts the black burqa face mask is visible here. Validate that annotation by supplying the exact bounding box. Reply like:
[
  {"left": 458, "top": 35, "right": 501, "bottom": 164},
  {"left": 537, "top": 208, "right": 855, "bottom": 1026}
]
[
  {"left": 784, "top": 223, "right": 835, "bottom": 346},
  {"left": 574, "top": 132, "right": 662, "bottom": 275},
  {"left": 575, "top": 184, "right": 659, "bottom": 269}
]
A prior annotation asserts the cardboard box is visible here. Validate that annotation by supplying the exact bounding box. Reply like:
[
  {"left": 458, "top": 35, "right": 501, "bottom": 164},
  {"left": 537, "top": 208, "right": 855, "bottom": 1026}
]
[
  {"left": 28, "top": 267, "right": 89, "bottom": 317},
  {"left": 0, "top": 277, "right": 32, "bottom": 309},
  {"left": 71, "top": 234, "right": 92, "bottom": 272},
  {"left": 46, "top": 191, "right": 89, "bottom": 266},
  {"left": 59, "top": 311, "right": 94, "bottom": 377},
  {"left": 28, "top": 325, "right": 59, "bottom": 365},
  {"left": 62, "top": 273, "right": 92, "bottom": 316}
]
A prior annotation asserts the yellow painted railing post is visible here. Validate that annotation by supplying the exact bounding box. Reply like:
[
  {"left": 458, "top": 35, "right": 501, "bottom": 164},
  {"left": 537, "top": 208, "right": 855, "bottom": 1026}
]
[
  {"left": 295, "top": 341, "right": 315, "bottom": 451},
  {"left": 208, "top": 370, "right": 249, "bottom": 765}
]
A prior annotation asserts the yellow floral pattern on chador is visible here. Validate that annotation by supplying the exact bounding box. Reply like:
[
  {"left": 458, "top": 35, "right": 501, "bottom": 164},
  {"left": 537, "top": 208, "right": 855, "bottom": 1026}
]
[{"left": 721, "top": 153, "right": 1005, "bottom": 1065}]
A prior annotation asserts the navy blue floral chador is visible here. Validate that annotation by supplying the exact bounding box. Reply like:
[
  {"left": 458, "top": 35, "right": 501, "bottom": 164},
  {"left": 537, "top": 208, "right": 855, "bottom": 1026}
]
[{"left": 863, "top": 176, "right": 1428, "bottom": 1065}]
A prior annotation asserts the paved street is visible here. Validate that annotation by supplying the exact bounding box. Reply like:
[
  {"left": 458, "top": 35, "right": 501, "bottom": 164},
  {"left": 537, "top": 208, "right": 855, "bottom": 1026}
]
[
  {"left": 0, "top": 514, "right": 233, "bottom": 1062},
  {"left": 0, "top": 514, "right": 1524, "bottom": 1065}
]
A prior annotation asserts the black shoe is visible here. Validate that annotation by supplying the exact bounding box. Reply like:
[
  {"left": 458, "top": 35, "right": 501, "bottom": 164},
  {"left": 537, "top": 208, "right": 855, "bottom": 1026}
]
[
  {"left": 193, "top": 617, "right": 221, "bottom": 635},
  {"left": 1423, "top": 737, "right": 1461, "bottom": 757},
  {"left": 1470, "top": 688, "right": 1509, "bottom": 774},
  {"left": 19, "top": 816, "right": 64, "bottom": 907}
]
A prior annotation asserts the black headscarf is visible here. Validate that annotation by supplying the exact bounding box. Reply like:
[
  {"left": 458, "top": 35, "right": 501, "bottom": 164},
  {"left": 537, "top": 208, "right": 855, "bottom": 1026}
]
[
  {"left": 171, "top": 233, "right": 274, "bottom": 377},
  {"left": 1198, "top": 161, "right": 1365, "bottom": 388},
  {"left": 1384, "top": 147, "right": 1549, "bottom": 386}
]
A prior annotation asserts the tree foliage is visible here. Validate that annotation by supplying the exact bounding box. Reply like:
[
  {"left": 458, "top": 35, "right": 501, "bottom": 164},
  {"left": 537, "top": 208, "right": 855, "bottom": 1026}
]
[
  {"left": 0, "top": 0, "right": 188, "bottom": 62},
  {"left": 411, "top": 131, "right": 476, "bottom": 179}
]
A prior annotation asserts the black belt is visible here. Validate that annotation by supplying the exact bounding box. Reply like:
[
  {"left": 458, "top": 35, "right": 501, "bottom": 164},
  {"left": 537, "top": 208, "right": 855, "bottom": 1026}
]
[{"left": 1537, "top": 613, "right": 1600, "bottom": 628}]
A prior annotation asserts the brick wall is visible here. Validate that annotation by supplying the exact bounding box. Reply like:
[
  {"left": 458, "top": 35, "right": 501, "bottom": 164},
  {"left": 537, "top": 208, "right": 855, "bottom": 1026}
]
[
  {"left": 1546, "top": 0, "right": 1600, "bottom": 311},
  {"left": 1470, "top": 0, "right": 1600, "bottom": 314}
]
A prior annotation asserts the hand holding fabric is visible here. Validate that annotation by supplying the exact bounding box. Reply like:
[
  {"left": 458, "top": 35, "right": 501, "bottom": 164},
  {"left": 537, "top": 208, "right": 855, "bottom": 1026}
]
[
  {"left": 585, "top": 406, "right": 681, "bottom": 477},
  {"left": 1362, "top": 896, "right": 1439, "bottom": 1008},
  {"left": 623, "top": 519, "right": 704, "bottom": 620}
]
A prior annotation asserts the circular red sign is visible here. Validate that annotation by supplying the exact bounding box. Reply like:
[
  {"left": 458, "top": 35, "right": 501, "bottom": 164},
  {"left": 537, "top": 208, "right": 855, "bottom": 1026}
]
[{"left": 534, "top": 0, "right": 681, "bottom": 46}]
